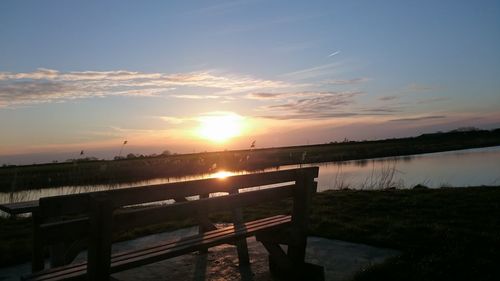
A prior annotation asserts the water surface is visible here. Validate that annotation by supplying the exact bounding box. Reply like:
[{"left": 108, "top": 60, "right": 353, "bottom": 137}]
[{"left": 1, "top": 146, "right": 499, "bottom": 206}]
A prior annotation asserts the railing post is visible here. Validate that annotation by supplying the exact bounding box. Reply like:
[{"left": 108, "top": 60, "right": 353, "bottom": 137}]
[{"left": 87, "top": 195, "right": 113, "bottom": 281}]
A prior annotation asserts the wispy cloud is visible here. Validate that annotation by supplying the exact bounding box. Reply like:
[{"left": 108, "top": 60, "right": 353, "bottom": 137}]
[
  {"left": 159, "top": 116, "right": 186, "bottom": 125},
  {"left": 170, "top": 94, "right": 225, "bottom": 100},
  {"left": 258, "top": 91, "right": 362, "bottom": 120},
  {"left": 389, "top": 115, "right": 446, "bottom": 122},
  {"left": 246, "top": 91, "right": 324, "bottom": 100},
  {"left": 0, "top": 68, "right": 289, "bottom": 107},
  {"left": 378, "top": 95, "right": 400, "bottom": 101},
  {"left": 416, "top": 96, "right": 449, "bottom": 104},
  {"left": 323, "top": 77, "right": 369, "bottom": 85},
  {"left": 246, "top": 92, "right": 284, "bottom": 100}
]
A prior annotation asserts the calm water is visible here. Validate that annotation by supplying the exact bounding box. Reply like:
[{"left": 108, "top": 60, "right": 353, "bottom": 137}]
[{"left": 1, "top": 146, "right": 499, "bottom": 206}]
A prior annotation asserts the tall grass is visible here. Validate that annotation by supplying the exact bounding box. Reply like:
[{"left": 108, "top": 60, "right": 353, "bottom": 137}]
[{"left": 331, "top": 160, "right": 405, "bottom": 190}]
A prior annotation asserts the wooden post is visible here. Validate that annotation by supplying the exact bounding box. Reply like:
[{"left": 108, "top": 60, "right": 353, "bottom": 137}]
[
  {"left": 87, "top": 195, "right": 113, "bottom": 281},
  {"left": 288, "top": 168, "right": 317, "bottom": 270},
  {"left": 31, "top": 209, "right": 45, "bottom": 272},
  {"left": 230, "top": 188, "right": 250, "bottom": 265},
  {"left": 197, "top": 193, "right": 217, "bottom": 233}
]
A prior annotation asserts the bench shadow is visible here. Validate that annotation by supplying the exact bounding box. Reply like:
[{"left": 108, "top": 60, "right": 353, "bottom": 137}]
[{"left": 191, "top": 244, "right": 255, "bottom": 281}]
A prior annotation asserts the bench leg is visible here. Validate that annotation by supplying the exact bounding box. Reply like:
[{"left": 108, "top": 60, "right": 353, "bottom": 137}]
[
  {"left": 235, "top": 238, "right": 250, "bottom": 265},
  {"left": 230, "top": 189, "right": 250, "bottom": 266},
  {"left": 260, "top": 237, "right": 325, "bottom": 281},
  {"left": 197, "top": 193, "right": 217, "bottom": 254},
  {"left": 87, "top": 196, "right": 113, "bottom": 281},
  {"left": 32, "top": 210, "right": 45, "bottom": 272}
]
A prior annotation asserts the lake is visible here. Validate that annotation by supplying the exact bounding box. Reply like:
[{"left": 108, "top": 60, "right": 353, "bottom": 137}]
[{"left": 1, "top": 146, "right": 499, "bottom": 206}]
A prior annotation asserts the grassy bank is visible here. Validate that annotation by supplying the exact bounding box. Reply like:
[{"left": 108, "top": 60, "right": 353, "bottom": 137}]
[
  {"left": 1, "top": 129, "right": 500, "bottom": 191},
  {"left": 2, "top": 186, "right": 500, "bottom": 280}
]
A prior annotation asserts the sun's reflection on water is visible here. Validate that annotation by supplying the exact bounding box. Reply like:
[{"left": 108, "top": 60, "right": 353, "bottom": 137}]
[{"left": 211, "top": 170, "right": 234, "bottom": 179}]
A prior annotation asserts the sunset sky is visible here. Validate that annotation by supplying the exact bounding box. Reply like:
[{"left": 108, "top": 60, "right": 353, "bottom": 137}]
[{"left": 1, "top": 0, "right": 499, "bottom": 164}]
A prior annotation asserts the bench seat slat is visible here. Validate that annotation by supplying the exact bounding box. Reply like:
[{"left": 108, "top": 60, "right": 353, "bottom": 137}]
[
  {"left": 23, "top": 215, "right": 291, "bottom": 281},
  {"left": 113, "top": 215, "right": 290, "bottom": 265}
]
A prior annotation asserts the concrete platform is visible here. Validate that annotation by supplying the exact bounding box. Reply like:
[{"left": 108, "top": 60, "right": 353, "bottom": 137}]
[{"left": 0, "top": 226, "right": 399, "bottom": 281}]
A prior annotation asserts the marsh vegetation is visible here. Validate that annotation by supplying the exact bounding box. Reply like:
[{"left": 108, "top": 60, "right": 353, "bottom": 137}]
[{"left": 1, "top": 129, "right": 499, "bottom": 192}]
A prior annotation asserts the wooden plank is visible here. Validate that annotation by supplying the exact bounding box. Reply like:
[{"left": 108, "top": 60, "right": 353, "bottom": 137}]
[
  {"left": 288, "top": 167, "right": 318, "bottom": 266},
  {"left": 87, "top": 195, "right": 113, "bottom": 281},
  {"left": 260, "top": 241, "right": 293, "bottom": 271},
  {"left": 39, "top": 167, "right": 317, "bottom": 218},
  {"left": 40, "top": 217, "right": 89, "bottom": 244},
  {"left": 113, "top": 184, "right": 296, "bottom": 232},
  {"left": 39, "top": 181, "right": 292, "bottom": 245},
  {"left": 38, "top": 181, "right": 292, "bottom": 245},
  {"left": 256, "top": 229, "right": 292, "bottom": 245},
  {"left": 31, "top": 210, "right": 45, "bottom": 272},
  {"left": 28, "top": 215, "right": 289, "bottom": 280},
  {"left": 111, "top": 215, "right": 291, "bottom": 272},
  {"left": 112, "top": 216, "right": 290, "bottom": 264},
  {"left": 0, "top": 200, "right": 38, "bottom": 215},
  {"left": 24, "top": 215, "right": 291, "bottom": 281},
  {"left": 230, "top": 188, "right": 250, "bottom": 265}
]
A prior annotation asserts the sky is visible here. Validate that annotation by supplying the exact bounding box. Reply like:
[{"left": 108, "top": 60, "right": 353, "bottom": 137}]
[{"left": 1, "top": 0, "right": 499, "bottom": 165}]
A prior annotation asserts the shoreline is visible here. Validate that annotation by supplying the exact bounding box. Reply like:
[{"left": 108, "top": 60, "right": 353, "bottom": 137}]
[{"left": 1, "top": 129, "right": 500, "bottom": 192}]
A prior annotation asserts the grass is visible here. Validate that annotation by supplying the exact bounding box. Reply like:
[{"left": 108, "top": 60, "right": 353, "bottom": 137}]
[
  {"left": 2, "top": 186, "right": 500, "bottom": 280},
  {"left": 310, "top": 188, "right": 500, "bottom": 281}
]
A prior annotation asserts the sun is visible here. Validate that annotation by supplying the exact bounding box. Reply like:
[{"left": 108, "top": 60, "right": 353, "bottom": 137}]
[{"left": 197, "top": 112, "right": 244, "bottom": 143}]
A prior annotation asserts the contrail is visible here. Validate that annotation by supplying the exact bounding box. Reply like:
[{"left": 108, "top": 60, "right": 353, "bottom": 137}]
[{"left": 328, "top": 50, "right": 341, "bottom": 57}]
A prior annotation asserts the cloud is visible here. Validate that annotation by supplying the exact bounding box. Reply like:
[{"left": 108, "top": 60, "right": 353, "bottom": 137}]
[
  {"left": 389, "top": 115, "right": 446, "bottom": 122},
  {"left": 378, "top": 95, "right": 400, "bottom": 101},
  {"left": 259, "top": 112, "right": 361, "bottom": 120},
  {"left": 258, "top": 91, "right": 362, "bottom": 120},
  {"left": 0, "top": 68, "right": 289, "bottom": 107},
  {"left": 247, "top": 91, "right": 355, "bottom": 101},
  {"left": 246, "top": 92, "right": 284, "bottom": 99},
  {"left": 323, "top": 77, "right": 369, "bottom": 85},
  {"left": 361, "top": 107, "right": 402, "bottom": 113},
  {"left": 159, "top": 116, "right": 186, "bottom": 125},
  {"left": 416, "top": 97, "right": 449, "bottom": 104},
  {"left": 269, "top": 93, "right": 359, "bottom": 111},
  {"left": 170, "top": 94, "right": 223, "bottom": 100}
]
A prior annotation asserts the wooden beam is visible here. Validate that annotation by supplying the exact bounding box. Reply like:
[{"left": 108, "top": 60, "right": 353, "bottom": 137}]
[
  {"left": 87, "top": 195, "right": 113, "bottom": 281},
  {"left": 38, "top": 167, "right": 317, "bottom": 218},
  {"left": 288, "top": 168, "right": 318, "bottom": 266},
  {"left": 0, "top": 200, "right": 38, "bottom": 215},
  {"left": 113, "top": 184, "right": 295, "bottom": 232}
]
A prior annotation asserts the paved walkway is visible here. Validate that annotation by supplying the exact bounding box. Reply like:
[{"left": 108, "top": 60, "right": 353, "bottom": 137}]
[{"left": 0, "top": 226, "right": 399, "bottom": 281}]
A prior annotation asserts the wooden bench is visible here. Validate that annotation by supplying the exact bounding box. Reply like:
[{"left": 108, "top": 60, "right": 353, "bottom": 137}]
[{"left": 18, "top": 167, "right": 322, "bottom": 281}]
